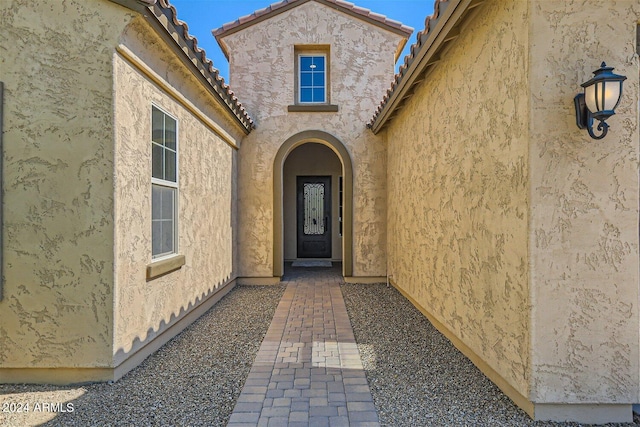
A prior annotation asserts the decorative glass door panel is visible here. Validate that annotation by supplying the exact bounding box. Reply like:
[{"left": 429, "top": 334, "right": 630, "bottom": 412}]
[
  {"left": 297, "top": 176, "right": 331, "bottom": 258},
  {"left": 303, "top": 183, "right": 325, "bottom": 235}
]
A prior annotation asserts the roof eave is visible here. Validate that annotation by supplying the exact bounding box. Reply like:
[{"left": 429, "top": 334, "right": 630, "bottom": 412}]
[
  {"left": 109, "top": 0, "right": 156, "bottom": 14},
  {"left": 369, "top": 0, "right": 485, "bottom": 134},
  {"left": 213, "top": 32, "right": 231, "bottom": 62},
  {"left": 145, "top": 1, "right": 254, "bottom": 133},
  {"left": 394, "top": 37, "right": 409, "bottom": 64}
]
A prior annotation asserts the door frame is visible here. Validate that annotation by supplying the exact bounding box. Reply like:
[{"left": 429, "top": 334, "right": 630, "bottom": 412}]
[{"left": 273, "top": 130, "right": 353, "bottom": 277}]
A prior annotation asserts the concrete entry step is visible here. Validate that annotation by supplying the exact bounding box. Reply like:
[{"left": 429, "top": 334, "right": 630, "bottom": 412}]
[{"left": 290, "top": 260, "right": 333, "bottom": 268}]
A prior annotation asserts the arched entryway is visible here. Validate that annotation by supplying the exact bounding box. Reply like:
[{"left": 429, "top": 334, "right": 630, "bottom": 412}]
[{"left": 273, "top": 131, "right": 353, "bottom": 278}]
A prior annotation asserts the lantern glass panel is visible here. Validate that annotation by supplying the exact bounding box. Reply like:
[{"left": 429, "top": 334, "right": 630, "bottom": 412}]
[
  {"left": 585, "top": 83, "right": 598, "bottom": 113},
  {"left": 603, "top": 81, "right": 621, "bottom": 111}
]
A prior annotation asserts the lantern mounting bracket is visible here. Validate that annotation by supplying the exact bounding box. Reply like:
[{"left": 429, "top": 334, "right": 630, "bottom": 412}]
[{"left": 574, "top": 93, "right": 609, "bottom": 140}]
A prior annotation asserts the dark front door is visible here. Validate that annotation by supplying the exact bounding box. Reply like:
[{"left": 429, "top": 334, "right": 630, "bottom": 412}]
[{"left": 297, "top": 176, "right": 331, "bottom": 258}]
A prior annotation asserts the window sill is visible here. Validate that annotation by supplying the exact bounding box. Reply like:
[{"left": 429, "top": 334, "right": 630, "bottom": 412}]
[
  {"left": 147, "top": 254, "right": 186, "bottom": 280},
  {"left": 288, "top": 104, "right": 339, "bottom": 112}
]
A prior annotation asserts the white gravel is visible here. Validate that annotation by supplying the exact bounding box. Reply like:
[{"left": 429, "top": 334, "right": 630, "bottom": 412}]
[
  {"left": 340, "top": 282, "right": 640, "bottom": 427},
  {"left": 0, "top": 284, "right": 285, "bottom": 427}
]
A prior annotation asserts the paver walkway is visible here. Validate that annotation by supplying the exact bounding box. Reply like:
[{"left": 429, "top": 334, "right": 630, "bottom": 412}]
[{"left": 228, "top": 265, "right": 379, "bottom": 427}]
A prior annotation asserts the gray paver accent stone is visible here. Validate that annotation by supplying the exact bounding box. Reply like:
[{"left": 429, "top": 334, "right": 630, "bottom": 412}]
[
  {"left": 349, "top": 411, "right": 379, "bottom": 422},
  {"left": 266, "top": 416, "right": 289, "bottom": 426},
  {"left": 244, "top": 378, "right": 270, "bottom": 387},
  {"left": 243, "top": 386, "right": 268, "bottom": 394},
  {"left": 329, "top": 416, "right": 350, "bottom": 427},
  {"left": 309, "top": 396, "right": 329, "bottom": 407},
  {"left": 289, "top": 411, "right": 309, "bottom": 422},
  {"left": 346, "top": 392, "right": 375, "bottom": 402},
  {"left": 265, "top": 389, "right": 284, "bottom": 398},
  {"left": 272, "top": 397, "right": 291, "bottom": 407},
  {"left": 328, "top": 392, "right": 347, "bottom": 403},
  {"left": 233, "top": 402, "right": 264, "bottom": 412},
  {"left": 344, "top": 377, "right": 369, "bottom": 385},
  {"left": 262, "top": 406, "right": 290, "bottom": 417},
  {"left": 228, "top": 412, "right": 261, "bottom": 423},
  {"left": 238, "top": 394, "right": 268, "bottom": 403},
  {"left": 302, "top": 388, "right": 328, "bottom": 397},
  {"left": 284, "top": 389, "right": 302, "bottom": 398},
  {"left": 310, "top": 405, "right": 339, "bottom": 417},
  {"left": 290, "top": 400, "right": 310, "bottom": 412},
  {"left": 347, "top": 401, "right": 377, "bottom": 412},
  {"left": 309, "top": 416, "right": 331, "bottom": 427},
  {"left": 262, "top": 398, "right": 274, "bottom": 408}
]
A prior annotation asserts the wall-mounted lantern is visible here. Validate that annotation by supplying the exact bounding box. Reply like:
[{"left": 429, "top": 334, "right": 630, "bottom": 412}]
[{"left": 574, "top": 62, "right": 626, "bottom": 140}]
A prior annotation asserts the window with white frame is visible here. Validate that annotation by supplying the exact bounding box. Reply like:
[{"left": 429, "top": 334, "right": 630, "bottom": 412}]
[
  {"left": 151, "top": 105, "right": 178, "bottom": 258},
  {"left": 298, "top": 54, "right": 326, "bottom": 103}
]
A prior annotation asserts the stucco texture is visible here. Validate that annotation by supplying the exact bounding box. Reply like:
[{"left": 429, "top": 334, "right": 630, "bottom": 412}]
[
  {"left": 528, "top": 0, "right": 640, "bottom": 404},
  {"left": 113, "top": 18, "right": 244, "bottom": 357},
  {"left": 385, "top": 0, "right": 531, "bottom": 397},
  {"left": 222, "top": 1, "right": 403, "bottom": 278},
  {"left": 0, "top": 0, "right": 134, "bottom": 369}
]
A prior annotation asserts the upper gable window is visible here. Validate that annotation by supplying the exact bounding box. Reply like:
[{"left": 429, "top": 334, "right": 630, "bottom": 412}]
[
  {"left": 289, "top": 46, "right": 337, "bottom": 112},
  {"left": 299, "top": 54, "right": 326, "bottom": 103}
]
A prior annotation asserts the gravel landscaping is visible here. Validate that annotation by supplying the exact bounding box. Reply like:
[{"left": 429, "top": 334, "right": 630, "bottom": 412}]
[
  {"left": 0, "top": 284, "right": 285, "bottom": 427},
  {"left": 3, "top": 278, "right": 640, "bottom": 427},
  {"left": 341, "top": 282, "right": 640, "bottom": 427}
]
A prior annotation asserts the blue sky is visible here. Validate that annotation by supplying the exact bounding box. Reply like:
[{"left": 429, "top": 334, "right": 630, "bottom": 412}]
[{"left": 169, "top": 0, "right": 435, "bottom": 82}]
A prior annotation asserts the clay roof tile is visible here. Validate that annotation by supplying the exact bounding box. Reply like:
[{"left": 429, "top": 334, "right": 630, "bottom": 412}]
[
  {"left": 153, "top": 0, "right": 254, "bottom": 131},
  {"left": 368, "top": 0, "right": 449, "bottom": 130}
]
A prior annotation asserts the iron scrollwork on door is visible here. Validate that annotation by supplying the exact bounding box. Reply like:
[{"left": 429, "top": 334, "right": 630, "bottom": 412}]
[{"left": 303, "top": 183, "right": 325, "bottom": 235}]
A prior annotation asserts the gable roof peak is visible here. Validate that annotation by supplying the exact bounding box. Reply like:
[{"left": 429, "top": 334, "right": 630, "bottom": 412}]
[{"left": 213, "top": 0, "right": 413, "bottom": 58}]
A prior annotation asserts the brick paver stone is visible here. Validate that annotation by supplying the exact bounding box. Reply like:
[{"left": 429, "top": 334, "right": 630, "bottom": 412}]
[{"left": 228, "top": 267, "right": 379, "bottom": 426}]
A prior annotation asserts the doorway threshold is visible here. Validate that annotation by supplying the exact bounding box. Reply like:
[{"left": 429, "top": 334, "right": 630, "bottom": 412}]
[{"left": 290, "top": 260, "right": 332, "bottom": 268}]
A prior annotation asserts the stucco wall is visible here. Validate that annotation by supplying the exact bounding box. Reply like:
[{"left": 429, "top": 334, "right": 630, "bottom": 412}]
[
  {"left": 385, "top": 0, "right": 531, "bottom": 396},
  {"left": 529, "top": 0, "right": 640, "bottom": 404},
  {"left": 222, "top": 1, "right": 403, "bottom": 277},
  {"left": 0, "top": 0, "right": 133, "bottom": 369},
  {"left": 283, "top": 143, "right": 343, "bottom": 260},
  {"left": 113, "top": 18, "right": 245, "bottom": 357}
]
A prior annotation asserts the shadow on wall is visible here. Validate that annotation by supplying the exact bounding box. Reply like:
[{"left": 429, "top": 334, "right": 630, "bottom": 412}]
[
  {"left": 0, "top": 284, "right": 286, "bottom": 426},
  {"left": 113, "top": 272, "right": 233, "bottom": 367}
]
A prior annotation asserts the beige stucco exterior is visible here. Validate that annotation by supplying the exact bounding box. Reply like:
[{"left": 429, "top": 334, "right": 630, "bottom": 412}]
[
  {"left": 219, "top": 1, "right": 406, "bottom": 279},
  {"left": 528, "top": 0, "right": 640, "bottom": 407},
  {"left": 384, "top": 0, "right": 640, "bottom": 421},
  {"left": 0, "top": 0, "right": 248, "bottom": 383},
  {"left": 385, "top": 0, "right": 531, "bottom": 401},
  {"left": 113, "top": 17, "right": 245, "bottom": 362},
  {"left": 3, "top": 0, "right": 640, "bottom": 422},
  {"left": 0, "top": 0, "right": 135, "bottom": 373}
]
